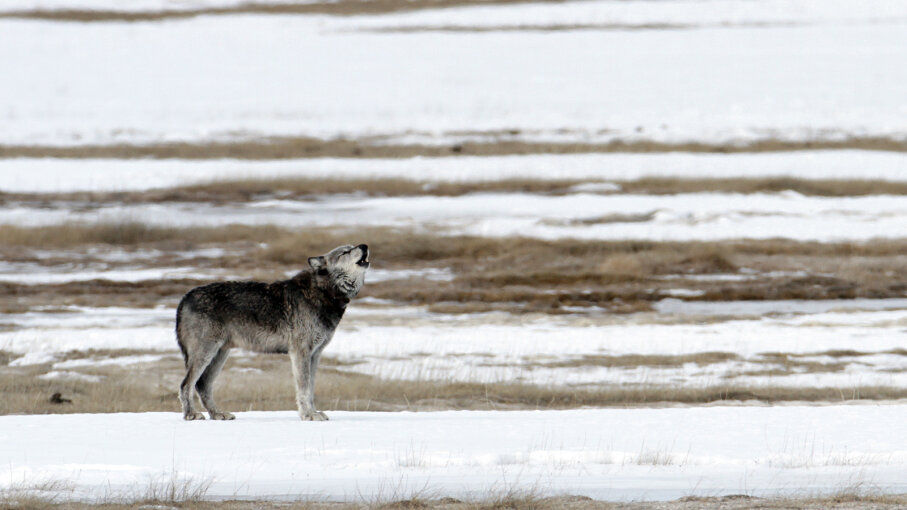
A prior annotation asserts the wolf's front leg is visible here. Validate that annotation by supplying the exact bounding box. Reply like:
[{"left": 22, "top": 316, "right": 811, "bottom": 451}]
[{"left": 289, "top": 346, "right": 328, "bottom": 421}]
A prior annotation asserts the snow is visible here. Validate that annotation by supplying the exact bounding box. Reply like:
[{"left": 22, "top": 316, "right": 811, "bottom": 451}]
[
  {"left": 8, "top": 351, "right": 58, "bottom": 366},
  {"left": 0, "top": 0, "right": 323, "bottom": 12},
  {"left": 1, "top": 9, "right": 905, "bottom": 147},
  {"left": 4, "top": 1, "right": 907, "bottom": 501},
  {"left": 5, "top": 190, "right": 907, "bottom": 242},
  {"left": 3, "top": 407, "right": 907, "bottom": 501},
  {"left": 350, "top": 0, "right": 907, "bottom": 31},
  {"left": 3, "top": 151, "right": 907, "bottom": 193},
  {"left": 5, "top": 300, "right": 907, "bottom": 388},
  {"left": 0, "top": 265, "right": 237, "bottom": 284},
  {"left": 52, "top": 354, "right": 172, "bottom": 369},
  {"left": 38, "top": 370, "right": 104, "bottom": 382},
  {"left": 0, "top": 262, "right": 449, "bottom": 285}
]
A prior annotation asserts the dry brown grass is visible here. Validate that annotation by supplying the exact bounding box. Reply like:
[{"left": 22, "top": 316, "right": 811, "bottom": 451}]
[
  {"left": 0, "top": 278, "right": 208, "bottom": 309},
  {"left": 528, "top": 352, "right": 740, "bottom": 370},
  {"left": 5, "top": 349, "right": 907, "bottom": 416},
  {"left": 9, "top": 176, "right": 907, "bottom": 208},
  {"left": 0, "top": 0, "right": 558, "bottom": 22},
  {"left": 0, "top": 222, "right": 282, "bottom": 248},
  {"left": 1, "top": 136, "right": 906, "bottom": 159},
  {"left": 619, "top": 177, "right": 907, "bottom": 197},
  {"left": 6, "top": 222, "right": 907, "bottom": 260},
  {"left": 0, "top": 178, "right": 594, "bottom": 205},
  {"left": 2, "top": 224, "right": 907, "bottom": 313}
]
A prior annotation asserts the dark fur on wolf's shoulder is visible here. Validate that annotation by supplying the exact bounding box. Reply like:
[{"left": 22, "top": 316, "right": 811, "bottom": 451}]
[{"left": 176, "top": 269, "right": 349, "bottom": 357}]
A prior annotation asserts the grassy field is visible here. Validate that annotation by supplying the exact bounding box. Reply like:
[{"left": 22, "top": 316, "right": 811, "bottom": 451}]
[
  {"left": 3, "top": 178, "right": 906, "bottom": 413},
  {"left": 2, "top": 220, "right": 906, "bottom": 313},
  {"left": 4, "top": 346, "right": 907, "bottom": 416}
]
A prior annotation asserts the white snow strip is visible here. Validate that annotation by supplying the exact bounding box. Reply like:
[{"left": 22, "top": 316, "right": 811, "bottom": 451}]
[
  {"left": 9, "top": 352, "right": 57, "bottom": 366},
  {"left": 38, "top": 370, "right": 103, "bottom": 382},
  {"left": 653, "top": 298, "right": 907, "bottom": 316},
  {"left": 5, "top": 301, "right": 907, "bottom": 388},
  {"left": 2, "top": 408, "right": 907, "bottom": 501},
  {"left": 3, "top": 191, "right": 906, "bottom": 242},
  {"left": 349, "top": 0, "right": 907, "bottom": 32},
  {"left": 0, "top": 0, "right": 326, "bottom": 12},
  {"left": 0, "top": 265, "right": 237, "bottom": 284},
  {"left": 0, "top": 263, "right": 449, "bottom": 285},
  {"left": 53, "top": 354, "right": 171, "bottom": 369},
  {"left": 1, "top": 15, "right": 905, "bottom": 146},
  {"left": 3, "top": 152, "right": 907, "bottom": 193},
  {"left": 339, "top": 267, "right": 454, "bottom": 283}
]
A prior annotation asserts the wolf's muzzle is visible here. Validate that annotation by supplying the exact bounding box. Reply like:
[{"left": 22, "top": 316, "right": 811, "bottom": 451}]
[{"left": 356, "top": 244, "right": 370, "bottom": 267}]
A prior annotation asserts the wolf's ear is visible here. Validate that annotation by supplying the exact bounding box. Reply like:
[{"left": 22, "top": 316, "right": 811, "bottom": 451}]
[{"left": 308, "top": 256, "right": 326, "bottom": 271}]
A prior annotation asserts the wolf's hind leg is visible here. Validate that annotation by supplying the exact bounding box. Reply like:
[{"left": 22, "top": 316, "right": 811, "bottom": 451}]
[
  {"left": 196, "top": 346, "right": 234, "bottom": 420},
  {"left": 179, "top": 340, "right": 221, "bottom": 421}
]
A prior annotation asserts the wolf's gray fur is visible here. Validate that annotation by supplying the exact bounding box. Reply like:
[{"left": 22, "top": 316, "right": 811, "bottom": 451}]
[{"left": 176, "top": 244, "right": 369, "bottom": 421}]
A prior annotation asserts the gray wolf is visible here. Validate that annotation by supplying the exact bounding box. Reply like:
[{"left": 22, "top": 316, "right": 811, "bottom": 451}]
[{"left": 176, "top": 244, "right": 369, "bottom": 421}]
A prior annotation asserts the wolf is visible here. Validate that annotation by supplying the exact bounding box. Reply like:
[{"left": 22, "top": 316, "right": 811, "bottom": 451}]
[{"left": 175, "top": 244, "right": 369, "bottom": 421}]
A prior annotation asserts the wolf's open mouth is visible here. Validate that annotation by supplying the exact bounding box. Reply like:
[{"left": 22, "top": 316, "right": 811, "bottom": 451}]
[{"left": 356, "top": 246, "right": 370, "bottom": 267}]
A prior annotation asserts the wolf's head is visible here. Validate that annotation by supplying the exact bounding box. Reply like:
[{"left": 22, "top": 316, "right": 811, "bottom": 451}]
[{"left": 308, "top": 244, "right": 370, "bottom": 297}]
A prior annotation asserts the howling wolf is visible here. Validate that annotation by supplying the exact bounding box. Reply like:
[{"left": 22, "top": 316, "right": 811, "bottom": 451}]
[{"left": 176, "top": 244, "right": 369, "bottom": 421}]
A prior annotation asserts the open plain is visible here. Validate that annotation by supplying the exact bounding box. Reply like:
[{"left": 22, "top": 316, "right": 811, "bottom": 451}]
[{"left": 2, "top": 0, "right": 907, "bottom": 507}]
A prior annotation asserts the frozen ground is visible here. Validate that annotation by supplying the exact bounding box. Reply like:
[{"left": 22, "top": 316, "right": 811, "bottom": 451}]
[
  {"left": 4, "top": 189, "right": 907, "bottom": 242},
  {"left": 1, "top": 3, "right": 906, "bottom": 147},
  {"left": 3, "top": 0, "right": 907, "bottom": 502},
  {"left": 3, "top": 407, "right": 907, "bottom": 501},
  {"left": 5, "top": 299, "right": 907, "bottom": 389},
  {"left": 2, "top": 151, "right": 907, "bottom": 193},
  {"left": 348, "top": 0, "right": 907, "bottom": 31}
]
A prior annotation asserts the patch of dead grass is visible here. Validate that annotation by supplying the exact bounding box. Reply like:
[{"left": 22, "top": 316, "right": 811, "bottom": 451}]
[
  {"left": 2, "top": 225, "right": 907, "bottom": 313},
  {"left": 620, "top": 177, "right": 907, "bottom": 197},
  {"left": 0, "top": 0, "right": 557, "bottom": 22},
  {"left": 1, "top": 136, "right": 906, "bottom": 159},
  {"left": 5, "top": 350, "right": 907, "bottom": 416},
  {"left": 529, "top": 352, "right": 740, "bottom": 370}
]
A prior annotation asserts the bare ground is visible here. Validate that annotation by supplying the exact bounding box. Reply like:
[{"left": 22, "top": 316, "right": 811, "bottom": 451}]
[
  {"left": 3, "top": 347, "right": 907, "bottom": 415},
  {"left": 1, "top": 225, "right": 906, "bottom": 313},
  {"left": 7, "top": 177, "right": 907, "bottom": 206},
  {"left": 0, "top": 0, "right": 568, "bottom": 22},
  {"left": 1, "top": 136, "right": 906, "bottom": 159}
]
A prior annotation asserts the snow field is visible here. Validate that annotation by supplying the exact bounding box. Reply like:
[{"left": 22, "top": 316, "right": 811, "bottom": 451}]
[
  {"left": 347, "top": 0, "right": 907, "bottom": 31},
  {"left": 4, "top": 301, "right": 907, "bottom": 389},
  {"left": 4, "top": 407, "right": 907, "bottom": 501},
  {"left": 5, "top": 189, "right": 907, "bottom": 242},
  {"left": 3, "top": 0, "right": 907, "bottom": 501},
  {"left": 2, "top": 8, "right": 906, "bottom": 146},
  {"left": 2, "top": 152, "right": 907, "bottom": 193}
]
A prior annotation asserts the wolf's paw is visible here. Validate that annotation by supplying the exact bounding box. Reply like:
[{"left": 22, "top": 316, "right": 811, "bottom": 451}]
[
  {"left": 301, "top": 411, "right": 329, "bottom": 421},
  {"left": 210, "top": 412, "right": 235, "bottom": 421},
  {"left": 183, "top": 412, "right": 206, "bottom": 421}
]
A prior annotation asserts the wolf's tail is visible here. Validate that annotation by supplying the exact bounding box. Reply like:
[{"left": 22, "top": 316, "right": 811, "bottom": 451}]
[{"left": 175, "top": 298, "right": 189, "bottom": 366}]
